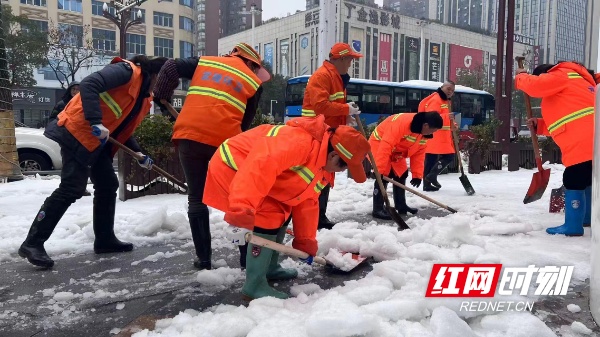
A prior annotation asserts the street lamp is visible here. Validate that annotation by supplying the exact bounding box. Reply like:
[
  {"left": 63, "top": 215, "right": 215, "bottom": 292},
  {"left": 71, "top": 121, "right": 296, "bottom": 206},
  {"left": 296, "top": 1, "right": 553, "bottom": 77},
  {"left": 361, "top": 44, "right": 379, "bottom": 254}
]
[
  {"left": 270, "top": 99, "right": 277, "bottom": 117},
  {"left": 416, "top": 18, "right": 430, "bottom": 81},
  {"left": 239, "top": 3, "right": 262, "bottom": 49},
  {"left": 103, "top": 0, "right": 147, "bottom": 58}
]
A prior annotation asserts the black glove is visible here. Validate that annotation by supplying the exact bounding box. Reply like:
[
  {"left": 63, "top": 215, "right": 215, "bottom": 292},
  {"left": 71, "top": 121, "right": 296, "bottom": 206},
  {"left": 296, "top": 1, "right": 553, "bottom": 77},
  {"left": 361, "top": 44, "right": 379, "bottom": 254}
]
[
  {"left": 410, "top": 178, "right": 422, "bottom": 188},
  {"left": 153, "top": 97, "right": 171, "bottom": 112}
]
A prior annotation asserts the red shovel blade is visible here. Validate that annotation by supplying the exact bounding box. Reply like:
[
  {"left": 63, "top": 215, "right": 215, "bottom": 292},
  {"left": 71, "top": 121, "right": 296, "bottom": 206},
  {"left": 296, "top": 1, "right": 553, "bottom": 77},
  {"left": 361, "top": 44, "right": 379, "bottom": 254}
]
[{"left": 523, "top": 168, "right": 551, "bottom": 204}]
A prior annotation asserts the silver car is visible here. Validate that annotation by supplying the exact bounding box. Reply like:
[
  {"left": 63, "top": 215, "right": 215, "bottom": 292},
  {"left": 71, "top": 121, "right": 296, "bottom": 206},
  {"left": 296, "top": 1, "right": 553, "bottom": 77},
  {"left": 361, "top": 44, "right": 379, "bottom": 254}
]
[{"left": 15, "top": 126, "right": 62, "bottom": 172}]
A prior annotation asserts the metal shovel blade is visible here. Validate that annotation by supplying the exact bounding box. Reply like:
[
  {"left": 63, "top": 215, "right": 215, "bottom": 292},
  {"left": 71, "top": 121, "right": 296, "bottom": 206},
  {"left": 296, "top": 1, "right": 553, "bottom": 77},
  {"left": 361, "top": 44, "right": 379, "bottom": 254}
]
[
  {"left": 324, "top": 252, "right": 368, "bottom": 274},
  {"left": 388, "top": 206, "right": 410, "bottom": 230},
  {"left": 459, "top": 174, "right": 476, "bottom": 196},
  {"left": 523, "top": 168, "right": 551, "bottom": 204}
]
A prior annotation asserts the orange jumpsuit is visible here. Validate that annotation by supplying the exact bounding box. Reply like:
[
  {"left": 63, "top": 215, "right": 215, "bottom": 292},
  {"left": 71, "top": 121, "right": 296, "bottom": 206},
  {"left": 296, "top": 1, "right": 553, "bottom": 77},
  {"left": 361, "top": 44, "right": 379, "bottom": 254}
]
[
  {"left": 369, "top": 113, "right": 428, "bottom": 178},
  {"left": 301, "top": 61, "right": 348, "bottom": 127},
  {"left": 515, "top": 62, "right": 595, "bottom": 167},
  {"left": 418, "top": 92, "right": 454, "bottom": 154}
]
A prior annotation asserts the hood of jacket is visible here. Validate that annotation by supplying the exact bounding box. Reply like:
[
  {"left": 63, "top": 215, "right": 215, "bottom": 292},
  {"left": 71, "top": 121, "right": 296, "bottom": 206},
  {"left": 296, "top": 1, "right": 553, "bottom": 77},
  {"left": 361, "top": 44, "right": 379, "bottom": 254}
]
[
  {"left": 61, "top": 81, "right": 80, "bottom": 101},
  {"left": 285, "top": 115, "right": 328, "bottom": 141},
  {"left": 551, "top": 62, "right": 596, "bottom": 86}
]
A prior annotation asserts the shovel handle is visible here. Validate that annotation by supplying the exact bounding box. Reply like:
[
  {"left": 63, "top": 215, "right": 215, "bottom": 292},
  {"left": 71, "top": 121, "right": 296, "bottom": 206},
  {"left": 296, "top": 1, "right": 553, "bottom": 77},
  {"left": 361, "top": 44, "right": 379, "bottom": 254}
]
[
  {"left": 160, "top": 99, "right": 179, "bottom": 119},
  {"left": 108, "top": 137, "right": 188, "bottom": 192},
  {"left": 245, "top": 233, "right": 327, "bottom": 265},
  {"left": 383, "top": 176, "right": 458, "bottom": 213},
  {"left": 516, "top": 57, "right": 544, "bottom": 173}
]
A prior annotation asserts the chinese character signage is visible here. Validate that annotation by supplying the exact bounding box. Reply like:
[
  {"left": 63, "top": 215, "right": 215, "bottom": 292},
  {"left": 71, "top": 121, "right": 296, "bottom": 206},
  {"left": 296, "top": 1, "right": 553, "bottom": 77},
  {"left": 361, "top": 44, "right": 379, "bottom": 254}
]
[
  {"left": 305, "top": 10, "right": 319, "bottom": 28},
  {"left": 533, "top": 46, "right": 540, "bottom": 69},
  {"left": 11, "top": 88, "right": 56, "bottom": 106},
  {"left": 448, "top": 44, "right": 483, "bottom": 80},
  {"left": 429, "top": 43, "right": 440, "bottom": 60},
  {"left": 489, "top": 55, "right": 497, "bottom": 87},
  {"left": 378, "top": 33, "right": 392, "bottom": 81},
  {"left": 429, "top": 60, "right": 441, "bottom": 82},
  {"left": 405, "top": 37, "right": 419, "bottom": 80},
  {"left": 345, "top": 5, "right": 400, "bottom": 29}
]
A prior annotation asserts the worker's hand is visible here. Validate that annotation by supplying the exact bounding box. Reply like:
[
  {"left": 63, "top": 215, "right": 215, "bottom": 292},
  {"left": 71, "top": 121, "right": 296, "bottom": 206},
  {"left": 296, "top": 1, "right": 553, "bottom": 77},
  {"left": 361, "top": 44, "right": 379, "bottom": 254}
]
[
  {"left": 136, "top": 152, "right": 153, "bottom": 170},
  {"left": 347, "top": 102, "right": 361, "bottom": 115},
  {"left": 346, "top": 115, "right": 357, "bottom": 127},
  {"left": 224, "top": 225, "right": 251, "bottom": 246},
  {"left": 526, "top": 118, "right": 538, "bottom": 131},
  {"left": 224, "top": 206, "right": 255, "bottom": 230},
  {"left": 153, "top": 97, "right": 171, "bottom": 112},
  {"left": 410, "top": 178, "right": 422, "bottom": 188},
  {"left": 91, "top": 124, "right": 109, "bottom": 144},
  {"left": 299, "top": 255, "right": 314, "bottom": 265},
  {"left": 516, "top": 68, "right": 528, "bottom": 74}
]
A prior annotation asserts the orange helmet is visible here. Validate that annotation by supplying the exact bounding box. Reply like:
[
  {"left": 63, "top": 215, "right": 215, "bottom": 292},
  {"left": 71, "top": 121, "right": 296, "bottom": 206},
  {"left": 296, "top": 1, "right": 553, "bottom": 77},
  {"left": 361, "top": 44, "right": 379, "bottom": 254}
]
[{"left": 230, "top": 43, "right": 271, "bottom": 82}]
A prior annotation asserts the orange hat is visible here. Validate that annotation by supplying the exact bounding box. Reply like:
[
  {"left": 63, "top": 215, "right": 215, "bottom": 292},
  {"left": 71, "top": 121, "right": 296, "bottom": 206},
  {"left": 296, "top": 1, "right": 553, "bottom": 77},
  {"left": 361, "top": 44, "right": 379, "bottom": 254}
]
[
  {"left": 329, "top": 42, "right": 363, "bottom": 59},
  {"left": 330, "top": 126, "right": 371, "bottom": 183},
  {"left": 230, "top": 43, "right": 271, "bottom": 82}
]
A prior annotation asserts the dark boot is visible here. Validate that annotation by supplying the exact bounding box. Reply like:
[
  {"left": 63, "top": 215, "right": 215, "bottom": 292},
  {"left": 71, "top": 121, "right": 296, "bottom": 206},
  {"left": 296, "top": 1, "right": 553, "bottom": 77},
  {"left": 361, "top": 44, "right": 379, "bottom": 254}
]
[
  {"left": 372, "top": 181, "right": 392, "bottom": 220},
  {"left": 266, "top": 224, "right": 298, "bottom": 280},
  {"left": 318, "top": 185, "right": 336, "bottom": 230},
  {"left": 423, "top": 181, "right": 440, "bottom": 192},
  {"left": 18, "top": 198, "right": 71, "bottom": 268},
  {"left": 394, "top": 177, "right": 418, "bottom": 215},
  {"left": 242, "top": 233, "right": 289, "bottom": 300},
  {"left": 584, "top": 186, "right": 591, "bottom": 227},
  {"left": 189, "top": 208, "right": 212, "bottom": 270},
  {"left": 425, "top": 161, "right": 444, "bottom": 189},
  {"left": 93, "top": 197, "right": 133, "bottom": 254},
  {"left": 239, "top": 243, "right": 248, "bottom": 269}
]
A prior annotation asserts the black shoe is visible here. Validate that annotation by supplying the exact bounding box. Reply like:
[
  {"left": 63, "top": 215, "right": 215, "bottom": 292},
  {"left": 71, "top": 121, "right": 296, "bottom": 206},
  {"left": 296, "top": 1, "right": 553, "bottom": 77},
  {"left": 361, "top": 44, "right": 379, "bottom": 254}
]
[
  {"left": 94, "top": 237, "right": 134, "bottom": 254},
  {"left": 18, "top": 244, "right": 54, "bottom": 268},
  {"left": 423, "top": 184, "right": 440, "bottom": 192},
  {"left": 372, "top": 209, "right": 392, "bottom": 220},
  {"left": 425, "top": 175, "right": 442, "bottom": 189},
  {"left": 396, "top": 206, "right": 418, "bottom": 215},
  {"left": 318, "top": 214, "right": 336, "bottom": 230},
  {"left": 193, "top": 260, "right": 212, "bottom": 270}
]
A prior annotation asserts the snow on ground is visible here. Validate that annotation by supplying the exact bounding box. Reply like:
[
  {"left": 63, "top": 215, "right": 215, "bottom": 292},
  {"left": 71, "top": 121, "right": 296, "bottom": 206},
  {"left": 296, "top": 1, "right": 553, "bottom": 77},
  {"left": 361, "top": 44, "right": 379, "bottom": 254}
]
[{"left": 0, "top": 163, "right": 594, "bottom": 336}]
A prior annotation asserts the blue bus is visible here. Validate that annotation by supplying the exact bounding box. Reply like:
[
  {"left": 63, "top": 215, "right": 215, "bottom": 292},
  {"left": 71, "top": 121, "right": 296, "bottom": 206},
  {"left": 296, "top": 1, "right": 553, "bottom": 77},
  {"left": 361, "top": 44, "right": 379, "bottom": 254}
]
[{"left": 285, "top": 76, "right": 495, "bottom": 129}]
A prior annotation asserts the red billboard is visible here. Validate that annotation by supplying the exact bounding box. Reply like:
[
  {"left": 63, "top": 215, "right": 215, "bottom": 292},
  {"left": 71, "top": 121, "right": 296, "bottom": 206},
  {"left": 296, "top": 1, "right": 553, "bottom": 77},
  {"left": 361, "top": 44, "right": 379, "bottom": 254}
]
[
  {"left": 448, "top": 44, "right": 484, "bottom": 81},
  {"left": 378, "top": 33, "right": 392, "bottom": 81}
]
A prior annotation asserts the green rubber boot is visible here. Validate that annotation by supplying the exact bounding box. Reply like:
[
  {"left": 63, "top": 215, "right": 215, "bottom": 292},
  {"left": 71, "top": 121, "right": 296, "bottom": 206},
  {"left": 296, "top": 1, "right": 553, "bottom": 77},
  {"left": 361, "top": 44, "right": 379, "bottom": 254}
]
[
  {"left": 242, "top": 233, "right": 289, "bottom": 300},
  {"left": 266, "top": 225, "right": 298, "bottom": 280}
]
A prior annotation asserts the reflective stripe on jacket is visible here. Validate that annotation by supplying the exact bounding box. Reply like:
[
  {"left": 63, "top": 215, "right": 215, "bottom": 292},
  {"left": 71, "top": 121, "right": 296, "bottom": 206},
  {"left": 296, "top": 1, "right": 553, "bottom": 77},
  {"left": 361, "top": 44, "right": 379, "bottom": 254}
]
[
  {"left": 203, "top": 115, "right": 334, "bottom": 251},
  {"left": 418, "top": 92, "right": 455, "bottom": 154},
  {"left": 515, "top": 62, "right": 596, "bottom": 167},
  {"left": 368, "top": 113, "right": 427, "bottom": 178},
  {"left": 57, "top": 59, "right": 150, "bottom": 153},
  {"left": 173, "top": 56, "right": 261, "bottom": 147},
  {"left": 302, "top": 61, "right": 349, "bottom": 127}
]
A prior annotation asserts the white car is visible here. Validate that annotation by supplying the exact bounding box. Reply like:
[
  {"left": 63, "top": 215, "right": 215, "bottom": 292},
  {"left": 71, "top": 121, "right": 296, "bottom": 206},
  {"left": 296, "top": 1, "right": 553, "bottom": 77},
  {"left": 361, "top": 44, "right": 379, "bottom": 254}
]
[{"left": 15, "top": 126, "right": 62, "bottom": 172}]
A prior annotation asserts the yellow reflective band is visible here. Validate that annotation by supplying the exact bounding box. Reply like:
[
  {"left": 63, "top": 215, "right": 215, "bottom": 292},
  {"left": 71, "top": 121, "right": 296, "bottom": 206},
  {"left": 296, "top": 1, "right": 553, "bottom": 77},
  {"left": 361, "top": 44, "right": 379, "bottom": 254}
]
[
  {"left": 335, "top": 143, "right": 353, "bottom": 159},
  {"left": 441, "top": 126, "right": 451, "bottom": 130},
  {"left": 99, "top": 92, "right": 123, "bottom": 118},
  {"left": 392, "top": 113, "right": 403, "bottom": 121},
  {"left": 267, "top": 125, "right": 284, "bottom": 137},
  {"left": 329, "top": 92, "right": 345, "bottom": 101},
  {"left": 188, "top": 86, "right": 246, "bottom": 114},
  {"left": 198, "top": 59, "right": 259, "bottom": 90},
  {"left": 219, "top": 139, "right": 238, "bottom": 170},
  {"left": 290, "top": 165, "right": 314, "bottom": 184},
  {"left": 301, "top": 109, "right": 316, "bottom": 117},
  {"left": 339, "top": 49, "right": 349, "bottom": 55},
  {"left": 419, "top": 140, "right": 427, "bottom": 145},
  {"left": 236, "top": 43, "right": 260, "bottom": 60},
  {"left": 567, "top": 72, "right": 583, "bottom": 79},
  {"left": 314, "top": 181, "right": 326, "bottom": 193},
  {"left": 441, "top": 104, "right": 449, "bottom": 108},
  {"left": 548, "top": 107, "right": 594, "bottom": 133},
  {"left": 373, "top": 127, "right": 381, "bottom": 140},
  {"left": 405, "top": 136, "right": 417, "bottom": 143}
]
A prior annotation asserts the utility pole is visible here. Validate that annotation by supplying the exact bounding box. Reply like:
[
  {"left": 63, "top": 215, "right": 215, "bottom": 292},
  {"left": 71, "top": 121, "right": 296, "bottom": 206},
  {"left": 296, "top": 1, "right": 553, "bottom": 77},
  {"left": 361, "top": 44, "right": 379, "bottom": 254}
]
[
  {"left": 102, "top": 0, "right": 147, "bottom": 58},
  {"left": 417, "top": 18, "right": 430, "bottom": 81},
  {"left": 318, "top": 0, "right": 338, "bottom": 65},
  {"left": 240, "top": 3, "right": 263, "bottom": 49}
]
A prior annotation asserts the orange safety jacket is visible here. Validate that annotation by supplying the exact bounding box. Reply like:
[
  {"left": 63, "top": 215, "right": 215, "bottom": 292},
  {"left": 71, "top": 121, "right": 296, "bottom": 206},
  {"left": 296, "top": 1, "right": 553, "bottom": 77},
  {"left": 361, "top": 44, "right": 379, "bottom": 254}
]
[
  {"left": 418, "top": 92, "right": 455, "bottom": 154},
  {"left": 368, "top": 113, "right": 428, "bottom": 178},
  {"left": 57, "top": 58, "right": 151, "bottom": 155},
  {"left": 515, "top": 62, "right": 596, "bottom": 167},
  {"left": 173, "top": 56, "right": 262, "bottom": 147},
  {"left": 203, "top": 115, "right": 335, "bottom": 256},
  {"left": 301, "top": 61, "right": 349, "bottom": 128}
]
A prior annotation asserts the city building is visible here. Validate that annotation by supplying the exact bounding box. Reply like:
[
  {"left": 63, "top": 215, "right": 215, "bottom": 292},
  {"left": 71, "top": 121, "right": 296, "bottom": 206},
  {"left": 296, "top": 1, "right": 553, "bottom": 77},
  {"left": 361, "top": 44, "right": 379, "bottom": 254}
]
[
  {"left": 219, "top": 0, "right": 531, "bottom": 85},
  {"left": 384, "top": 0, "right": 433, "bottom": 20}
]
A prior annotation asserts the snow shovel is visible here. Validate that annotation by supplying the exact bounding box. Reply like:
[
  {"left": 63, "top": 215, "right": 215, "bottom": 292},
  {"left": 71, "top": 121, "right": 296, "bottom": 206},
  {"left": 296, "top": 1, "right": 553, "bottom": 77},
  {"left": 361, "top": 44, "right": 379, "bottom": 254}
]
[
  {"left": 451, "top": 129, "right": 475, "bottom": 195},
  {"left": 383, "top": 176, "right": 458, "bottom": 213},
  {"left": 516, "top": 57, "right": 550, "bottom": 204},
  {"left": 549, "top": 185, "right": 565, "bottom": 213},
  {"left": 244, "top": 233, "right": 367, "bottom": 273},
  {"left": 354, "top": 114, "right": 410, "bottom": 231},
  {"left": 107, "top": 137, "right": 188, "bottom": 193}
]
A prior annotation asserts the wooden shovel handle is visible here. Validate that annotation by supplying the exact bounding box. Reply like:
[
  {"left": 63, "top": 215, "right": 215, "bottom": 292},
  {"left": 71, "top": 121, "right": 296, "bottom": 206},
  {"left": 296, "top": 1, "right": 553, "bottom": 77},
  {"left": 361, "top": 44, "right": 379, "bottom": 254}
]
[
  {"left": 383, "top": 176, "right": 457, "bottom": 213},
  {"left": 516, "top": 57, "right": 544, "bottom": 172},
  {"left": 160, "top": 99, "right": 179, "bottom": 119},
  {"left": 245, "top": 233, "right": 327, "bottom": 265}
]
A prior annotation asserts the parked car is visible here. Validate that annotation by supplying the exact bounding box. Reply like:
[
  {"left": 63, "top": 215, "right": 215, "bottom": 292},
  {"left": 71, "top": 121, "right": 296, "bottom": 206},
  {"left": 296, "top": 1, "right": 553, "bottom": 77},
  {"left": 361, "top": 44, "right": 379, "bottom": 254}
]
[{"left": 15, "top": 126, "right": 62, "bottom": 172}]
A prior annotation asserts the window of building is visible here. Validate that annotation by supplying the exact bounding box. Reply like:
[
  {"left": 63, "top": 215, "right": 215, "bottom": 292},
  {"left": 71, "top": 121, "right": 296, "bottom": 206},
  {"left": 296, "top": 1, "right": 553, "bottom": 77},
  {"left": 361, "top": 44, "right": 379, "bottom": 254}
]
[
  {"left": 126, "top": 33, "right": 146, "bottom": 56},
  {"left": 92, "top": 28, "right": 116, "bottom": 51},
  {"left": 58, "top": 23, "right": 84, "bottom": 47},
  {"left": 91, "top": 1, "right": 114, "bottom": 15},
  {"left": 23, "top": 20, "right": 48, "bottom": 32},
  {"left": 180, "top": 16, "right": 194, "bottom": 31},
  {"left": 154, "top": 37, "right": 173, "bottom": 57},
  {"left": 153, "top": 12, "right": 173, "bottom": 27},
  {"left": 130, "top": 8, "right": 146, "bottom": 22},
  {"left": 58, "top": 0, "right": 82, "bottom": 13},
  {"left": 20, "top": 0, "right": 47, "bottom": 6},
  {"left": 180, "top": 0, "right": 193, "bottom": 7},
  {"left": 180, "top": 41, "right": 194, "bottom": 58}
]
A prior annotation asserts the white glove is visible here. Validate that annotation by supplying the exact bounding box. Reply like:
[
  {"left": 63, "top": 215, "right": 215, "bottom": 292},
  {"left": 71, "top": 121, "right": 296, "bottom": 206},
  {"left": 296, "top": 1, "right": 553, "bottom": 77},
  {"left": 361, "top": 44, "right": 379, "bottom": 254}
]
[
  {"left": 91, "top": 124, "right": 109, "bottom": 143},
  {"left": 225, "top": 225, "right": 251, "bottom": 246},
  {"left": 346, "top": 115, "right": 357, "bottom": 127},
  {"left": 347, "top": 102, "right": 361, "bottom": 115},
  {"left": 136, "top": 152, "right": 153, "bottom": 170}
]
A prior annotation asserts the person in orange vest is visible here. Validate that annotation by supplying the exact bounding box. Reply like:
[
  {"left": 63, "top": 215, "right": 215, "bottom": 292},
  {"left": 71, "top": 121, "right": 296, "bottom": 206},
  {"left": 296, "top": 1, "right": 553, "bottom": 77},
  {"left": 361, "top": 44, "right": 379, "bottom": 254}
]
[
  {"left": 419, "top": 81, "right": 456, "bottom": 192},
  {"left": 18, "top": 56, "right": 167, "bottom": 268},
  {"left": 302, "top": 42, "right": 363, "bottom": 230},
  {"left": 515, "top": 61, "right": 596, "bottom": 236},
  {"left": 203, "top": 115, "right": 370, "bottom": 299},
  {"left": 369, "top": 112, "right": 443, "bottom": 219},
  {"left": 153, "top": 43, "right": 270, "bottom": 270}
]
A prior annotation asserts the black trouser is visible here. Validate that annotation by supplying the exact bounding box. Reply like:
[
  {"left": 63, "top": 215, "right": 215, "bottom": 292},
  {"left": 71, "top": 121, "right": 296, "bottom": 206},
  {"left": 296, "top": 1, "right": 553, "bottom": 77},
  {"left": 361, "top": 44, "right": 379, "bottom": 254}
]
[
  {"left": 563, "top": 160, "right": 592, "bottom": 190},
  {"left": 178, "top": 139, "right": 218, "bottom": 263},
  {"left": 318, "top": 184, "right": 331, "bottom": 216},
  {"left": 423, "top": 153, "right": 455, "bottom": 177}
]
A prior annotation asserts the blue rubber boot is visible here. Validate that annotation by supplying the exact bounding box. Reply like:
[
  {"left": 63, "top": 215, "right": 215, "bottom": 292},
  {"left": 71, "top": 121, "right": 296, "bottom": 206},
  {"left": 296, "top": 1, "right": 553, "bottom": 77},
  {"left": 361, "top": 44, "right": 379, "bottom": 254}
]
[
  {"left": 584, "top": 186, "right": 591, "bottom": 227},
  {"left": 546, "top": 189, "right": 585, "bottom": 236}
]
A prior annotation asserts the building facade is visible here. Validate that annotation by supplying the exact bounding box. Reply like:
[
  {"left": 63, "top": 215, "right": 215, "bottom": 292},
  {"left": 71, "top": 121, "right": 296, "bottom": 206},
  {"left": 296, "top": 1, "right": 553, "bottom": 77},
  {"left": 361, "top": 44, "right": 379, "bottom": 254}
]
[{"left": 219, "top": 0, "right": 531, "bottom": 85}]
